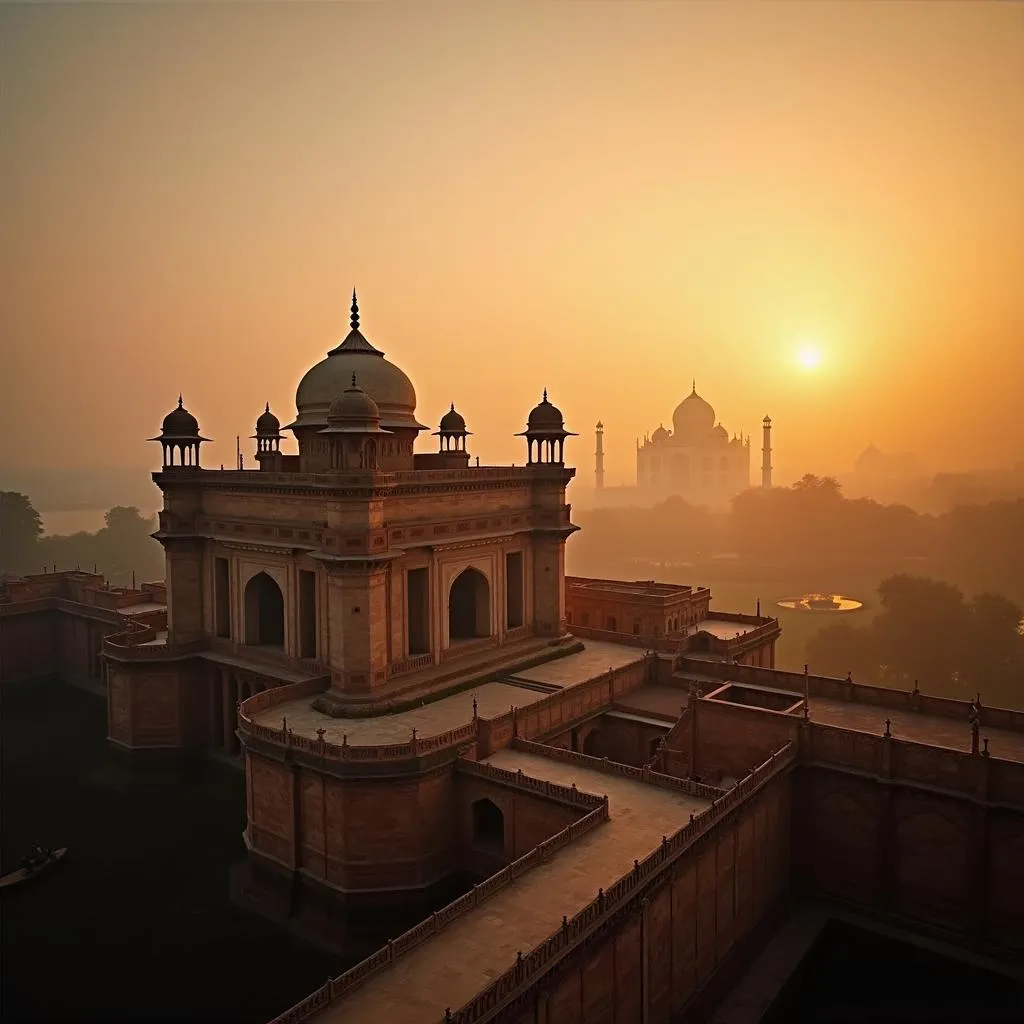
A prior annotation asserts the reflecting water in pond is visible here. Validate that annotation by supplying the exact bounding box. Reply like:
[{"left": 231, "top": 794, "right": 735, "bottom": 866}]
[{"left": 778, "top": 593, "right": 864, "bottom": 613}]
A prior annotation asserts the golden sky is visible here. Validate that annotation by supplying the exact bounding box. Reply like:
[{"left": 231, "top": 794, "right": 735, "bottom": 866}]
[{"left": 2, "top": 1, "right": 1022, "bottom": 487}]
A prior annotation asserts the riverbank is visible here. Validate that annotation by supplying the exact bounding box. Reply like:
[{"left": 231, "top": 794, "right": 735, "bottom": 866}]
[{"left": 0, "top": 680, "right": 340, "bottom": 1023}]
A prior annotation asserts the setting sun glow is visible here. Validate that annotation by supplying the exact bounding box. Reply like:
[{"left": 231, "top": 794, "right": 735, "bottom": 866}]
[{"left": 796, "top": 345, "right": 823, "bottom": 372}]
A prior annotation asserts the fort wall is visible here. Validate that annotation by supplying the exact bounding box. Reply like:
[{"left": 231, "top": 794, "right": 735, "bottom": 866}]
[
  {"left": 269, "top": 744, "right": 795, "bottom": 1024},
  {"left": 797, "top": 720, "right": 1024, "bottom": 952}
]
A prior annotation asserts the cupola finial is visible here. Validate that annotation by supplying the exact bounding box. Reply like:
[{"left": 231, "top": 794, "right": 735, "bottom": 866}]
[
  {"left": 543, "top": 388, "right": 548, "bottom": 403},
  {"left": 691, "top": 378, "right": 696, "bottom": 393},
  {"left": 351, "top": 372, "right": 357, "bottom": 388},
  {"left": 265, "top": 401, "right": 270, "bottom": 414},
  {"left": 178, "top": 394, "right": 183, "bottom": 407},
  {"left": 350, "top": 289, "right": 360, "bottom": 331}
]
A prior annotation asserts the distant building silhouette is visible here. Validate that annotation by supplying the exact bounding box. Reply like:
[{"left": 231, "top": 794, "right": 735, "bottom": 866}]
[{"left": 634, "top": 382, "right": 759, "bottom": 509}]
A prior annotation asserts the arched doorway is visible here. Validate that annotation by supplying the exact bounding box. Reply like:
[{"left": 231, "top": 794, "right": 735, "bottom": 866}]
[
  {"left": 448, "top": 568, "right": 490, "bottom": 642},
  {"left": 583, "top": 729, "right": 603, "bottom": 757},
  {"left": 471, "top": 798, "right": 505, "bottom": 856},
  {"left": 244, "top": 572, "right": 285, "bottom": 647}
]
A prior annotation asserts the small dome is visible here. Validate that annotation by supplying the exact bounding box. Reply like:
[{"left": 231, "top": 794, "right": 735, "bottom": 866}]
[
  {"left": 327, "top": 373, "right": 381, "bottom": 425},
  {"left": 712, "top": 423, "right": 728, "bottom": 442},
  {"left": 651, "top": 424, "right": 670, "bottom": 443},
  {"left": 161, "top": 396, "right": 199, "bottom": 437},
  {"left": 256, "top": 403, "right": 280, "bottom": 435},
  {"left": 527, "top": 389, "right": 565, "bottom": 430},
  {"left": 672, "top": 383, "right": 716, "bottom": 442},
  {"left": 439, "top": 403, "right": 467, "bottom": 433}
]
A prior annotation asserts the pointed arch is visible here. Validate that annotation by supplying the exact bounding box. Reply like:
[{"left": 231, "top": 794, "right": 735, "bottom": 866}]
[
  {"left": 448, "top": 568, "right": 491, "bottom": 642},
  {"left": 243, "top": 572, "right": 285, "bottom": 647}
]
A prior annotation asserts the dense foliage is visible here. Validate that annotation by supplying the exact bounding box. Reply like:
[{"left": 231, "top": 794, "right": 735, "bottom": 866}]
[
  {"left": 807, "top": 574, "right": 1024, "bottom": 708},
  {"left": 0, "top": 492, "right": 162, "bottom": 585}
]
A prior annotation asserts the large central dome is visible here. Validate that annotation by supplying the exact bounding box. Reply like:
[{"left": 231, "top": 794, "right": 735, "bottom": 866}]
[
  {"left": 290, "top": 293, "right": 426, "bottom": 432},
  {"left": 672, "top": 383, "right": 716, "bottom": 442}
]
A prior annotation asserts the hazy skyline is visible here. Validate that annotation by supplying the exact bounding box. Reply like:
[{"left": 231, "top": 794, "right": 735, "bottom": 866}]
[{"left": 3, "top": 2, "right": 1022, "bottom": 486}]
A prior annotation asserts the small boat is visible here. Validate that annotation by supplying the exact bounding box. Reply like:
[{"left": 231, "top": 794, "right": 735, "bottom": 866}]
[{"left": 0, "top": 847, "right": 68, "bottom": 890}]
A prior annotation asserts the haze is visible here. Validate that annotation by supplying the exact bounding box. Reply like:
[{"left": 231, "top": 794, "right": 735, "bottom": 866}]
[{"left": 2, "top": 1, "right": 1023, "bottom": 485}]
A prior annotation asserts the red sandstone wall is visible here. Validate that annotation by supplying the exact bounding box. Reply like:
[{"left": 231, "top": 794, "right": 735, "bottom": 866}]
[
  {"left": 0, "top": 610, "right": 57, "bottom": 683},
  {"left": 657, "top": 699, "right": 798, "bottom": 785},
  {"left": 107, "top": 660, "right": 208, "bottom": 749},
  {"left": 247, "top": 753, "right": 459, "bottom": 892},
  {"left": 548, "top": 716, "right": 670, "bottom": 768},
  {"left": 500, "top": 772, "right": 792, "bottom": 1024},
  {"left": 455, "top": 773, "right": 585, "bottom": 869},
  {"left": 796, "top": 766, "right": 1024, "bottom": 949}
]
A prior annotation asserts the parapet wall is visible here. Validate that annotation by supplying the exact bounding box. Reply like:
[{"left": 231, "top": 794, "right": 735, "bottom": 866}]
[
  {"left": 799, "top": 720, "right": 1024, "bottom": 952},
  {"left": 687, "top": 660, "right": 1024, "bottom": 732}
]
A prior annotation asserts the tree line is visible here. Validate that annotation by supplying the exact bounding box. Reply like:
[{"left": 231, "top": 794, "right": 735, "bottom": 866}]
[
  {"left": 0, "top": 491, "right": 163, "bottom": 585},
  {"left": 807, "top": 574, "right": 1024, "bottom": 710},
  {"left": 573, "top": 475, "right": 1024, "bottom": 607}
]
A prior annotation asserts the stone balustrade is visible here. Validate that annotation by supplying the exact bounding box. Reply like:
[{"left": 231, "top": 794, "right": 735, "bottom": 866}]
[
  {"left": 266, "top": 800, "right": 610, "bottom": 1024},
  {"left": 691, "top": 661, "right": 1024, "bottom": 733},
  {"left": 267, "top": 740, "right": 796, "bottom": 1024},
  {"left": 456, "top": 756, "right": 609, "bottom": 810},
  {"left": 510, "top": 737, "right": 725, "bottom": 801},
  {"left": 804, "top": 720, "right": 1024, "bottom": 806}
]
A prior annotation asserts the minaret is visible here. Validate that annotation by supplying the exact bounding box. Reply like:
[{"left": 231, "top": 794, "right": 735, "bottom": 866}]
[
  {"left": 761, "top": 415, "right": 773, "bottom": 488},
  {"left": 595, "top": 421, "right": 605, "bottom": 490}
]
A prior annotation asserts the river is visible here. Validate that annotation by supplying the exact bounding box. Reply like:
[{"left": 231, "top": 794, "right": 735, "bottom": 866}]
[{"left": 0, "top": 680, "right": 340, "bottom": 1023}]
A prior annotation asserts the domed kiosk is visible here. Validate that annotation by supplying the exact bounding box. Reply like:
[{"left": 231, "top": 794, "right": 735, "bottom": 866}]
[
  {"left": 149, "top": 396, "right": 211, "bottom": 468},
  {"left": 516, "top": 390, "right": 577, "bottom": 464}
]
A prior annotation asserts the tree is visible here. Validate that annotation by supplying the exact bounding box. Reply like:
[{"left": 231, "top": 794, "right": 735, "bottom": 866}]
[
  {"left": 0, "top": 491, "right": 43, "bottom": 573},
  {"left": 806, "top": 573, "right": 1024, "bottom": 708}
]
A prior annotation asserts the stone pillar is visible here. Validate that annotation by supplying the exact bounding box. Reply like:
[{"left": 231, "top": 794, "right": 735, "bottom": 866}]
[
  {"left": 531, "top": 535, "right": 566, "bottom": 637},
  {"left": 323, "top": 564, "right": 390, "bottom": 698},
  {"left": 164, "top": 539, "right": 206, "bottom": 643}
]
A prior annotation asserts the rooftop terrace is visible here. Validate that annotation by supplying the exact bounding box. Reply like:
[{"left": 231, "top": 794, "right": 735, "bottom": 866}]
[{"left": 250, "top": 640, "right": 647, "bottom": 745}]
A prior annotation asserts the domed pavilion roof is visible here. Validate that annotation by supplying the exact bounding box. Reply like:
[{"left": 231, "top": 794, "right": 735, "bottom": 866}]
[
  {"left": 160, "top": 396, "right": 200, "bottom": 438},
  {"left": 321, "top": 374, "right": 388, "bottom": 435},
  {"left": 438, "top": 403, "right": 467, "bottom": 434},
  {"left": 672, "top": 382, "right": 716, "bottom": 442},
  {"left": 291, "top": 291, "right": 426, "bottom": 432},
  {"left": 526, "top": 390, "right": 566, "bottom": 431},
  {"left": 651, "top": 424, "right": 670, "bottom": 443},
  {"left": 255, "top": 403, "right": 281, "bottom": 436}
]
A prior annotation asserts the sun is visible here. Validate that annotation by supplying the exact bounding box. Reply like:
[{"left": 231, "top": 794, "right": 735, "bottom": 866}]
[{"left": 796, "top": 344, "right": 822, "bottom": 371}]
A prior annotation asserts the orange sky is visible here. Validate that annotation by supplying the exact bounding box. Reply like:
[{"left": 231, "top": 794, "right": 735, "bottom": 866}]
[{"left": 2, "top": 2, "right": 1022, "bottom": 487}]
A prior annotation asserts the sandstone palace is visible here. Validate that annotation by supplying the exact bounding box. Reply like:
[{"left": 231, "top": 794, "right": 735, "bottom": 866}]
[{"left": 4, "top": 293, "right": 1015, "bottom": 1023}]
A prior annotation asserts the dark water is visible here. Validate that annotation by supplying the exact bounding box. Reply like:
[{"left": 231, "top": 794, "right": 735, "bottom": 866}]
[
  {"left": 761, "top": 919, "right": 1024, "bottom": 1023},
  {"left": 1, "top": 680, "right": 341, "bottom": 1023}
]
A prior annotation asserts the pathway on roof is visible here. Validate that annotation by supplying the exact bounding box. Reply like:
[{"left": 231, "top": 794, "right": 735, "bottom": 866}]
[
  {"left": 511, "top": 639, "right": 645, "bottom": 687},
  {"left": 252, "top": 640, "right": 646, "bottom": 744},
  {"left": 807, "top": 697, "right": 1024, "bottom": 764},
  {"left": 311, "top": 750, "right": 708, "bottom": 1024}
]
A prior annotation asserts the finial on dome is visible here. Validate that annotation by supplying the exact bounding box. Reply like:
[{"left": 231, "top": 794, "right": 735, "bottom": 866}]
[
  {"left": 351, "top": 372, "right": 357, "bottom": 388},
  {"left": 350, "top": 289, "right": 360, "bottom": 331},
  {"left": 450, "top": 402, "right": 455, "bottom": 412},
  {"left": 265, "top": 402, "right": 270, "bottom": 414},
  {"left": 543, "top": 388, "right": 548, "bottom": 403},
  {"left": 178, "top": 394, "right": 183, "bottom": 407},
  {"left": 692, "top": 378, "right": 696, "bottom": 393}
]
